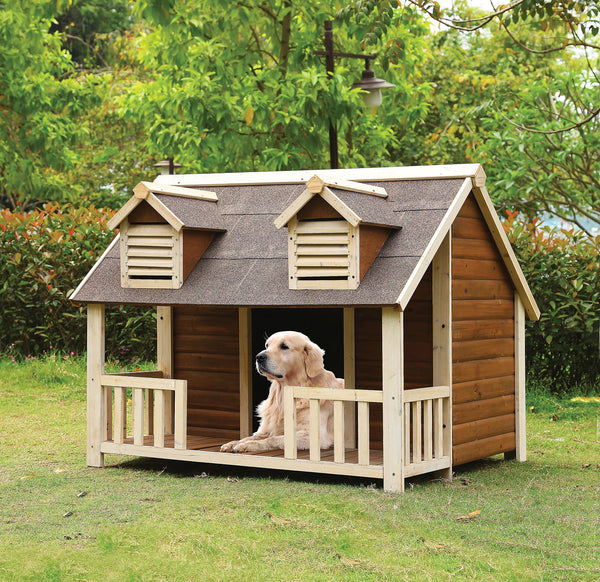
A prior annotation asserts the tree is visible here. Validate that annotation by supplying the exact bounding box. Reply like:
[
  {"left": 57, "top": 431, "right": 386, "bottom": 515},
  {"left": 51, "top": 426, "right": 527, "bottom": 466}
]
[{"left": 121, "top": 0, "right": 432, "bottom": 172}]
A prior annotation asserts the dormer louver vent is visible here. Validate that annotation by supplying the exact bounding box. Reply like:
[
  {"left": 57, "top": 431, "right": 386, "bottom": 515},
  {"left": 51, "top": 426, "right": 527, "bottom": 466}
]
[
  {"left": 107, "top": 181, "right": 224, "bottom": 290},
  {"left": 275, "top": 175, "right": 399, "bottom": 291}
]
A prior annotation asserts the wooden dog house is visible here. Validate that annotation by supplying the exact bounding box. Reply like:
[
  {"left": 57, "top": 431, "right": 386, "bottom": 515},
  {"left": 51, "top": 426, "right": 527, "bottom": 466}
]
[{"left": 70, "top": 164, "right": 539, "bottom": 492}]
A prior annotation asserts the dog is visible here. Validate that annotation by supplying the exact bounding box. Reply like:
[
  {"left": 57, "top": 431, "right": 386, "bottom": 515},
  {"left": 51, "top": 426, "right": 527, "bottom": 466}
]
[{"left": 220, "top": 331, "right": 342, "bottom": 453}]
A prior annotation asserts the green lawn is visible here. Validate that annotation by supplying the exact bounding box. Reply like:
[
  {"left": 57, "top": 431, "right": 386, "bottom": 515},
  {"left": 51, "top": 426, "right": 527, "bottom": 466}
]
[{"left": 0, "top": 355, "right": 598, "bottom": 581}]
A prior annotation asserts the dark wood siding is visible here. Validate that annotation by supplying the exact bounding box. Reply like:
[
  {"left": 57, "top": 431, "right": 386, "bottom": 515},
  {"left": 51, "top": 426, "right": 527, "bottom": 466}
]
[
  {"left": 452, "top": 194, "right": 515, "bottom": 465},
  {"left": 173, "top": 306, "right": 240, "bottom": 440}
]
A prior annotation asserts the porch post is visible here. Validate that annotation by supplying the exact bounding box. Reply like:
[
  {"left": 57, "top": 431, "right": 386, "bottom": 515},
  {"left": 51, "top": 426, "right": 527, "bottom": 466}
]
[
  {"left": 239, "top": 308, "right": 253, "bottom": 438},
  {"left": 157, "top": 306, "right": 174, "bottom": 433},
  {"left": 382, "top": 306, "right": 404, "bottom": 493},
  {"left": 343, "top": 307, "right": 356, "bottom": 448},
  {"left": 432, "top": 231, "right": 453, "bottom": 480},
  {"left": 87, "top": 303, "right": 105, "bottom": 467}
]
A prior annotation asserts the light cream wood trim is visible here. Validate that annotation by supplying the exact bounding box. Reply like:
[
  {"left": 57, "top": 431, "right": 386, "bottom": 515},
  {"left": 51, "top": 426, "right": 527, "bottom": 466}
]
[
  {"left": 284, "top": 386, "right": 297, "bottom": 459},
  {"left": 309, "top": 399, "right": 321, "bottom": 461},
  {"left": 157, "top": 306, "right": 174, "bottom": 433},
  {"left": 154, "top": 389, "right": 165, "bottom": 448},
  {"left": 154, "top": 164, "right": 484, "bottom": 187},
  {"left": 174, "top": 380, "right": 187, "bottom": 449},
  {"left": 87, "top": 303, "right": 105, "bottom": 467},
  {"left": 114, "top": 387, "right": 127, "bottom": 444},
  {"left": 140, "top": 180, "right": 218, "bottom": 201},
  {"left": 472, "top": 185, "right": 540, "bottom": 321},
  {"left": 101, "top": 375, "right": 181, "bottom": 390},
  {"left": 274, "top": 189, "right": 314, "bottom": 229},
  {"left": 357, "top": 401, "right": 370, "bottom": 466},
  {"left": 145, "top": 388, "right": 154, "bottom": 438},
  {"left": 473, "top": 165, "right": 487, "bottom": 188},
  {"left": 382, "top": 306, "right": 404, "bottom": 493},
  {"left": 404, "top": 403, "right": 411, "bottom": 464},
  {"left": 423, "top": 399, "right": 433, "bottom": 461},
  {"left": 133, "top": 182, "right": 150, "bottom": 199},
  {"left": 107, "top": 197, "right": 142, "bottom": 231},
  {"left": 70, "top": 235, "right": 120, "bottom": 301},
  {"left": 295, "top": 220, "right": 349, "bottom": 234},
  {"left": 174, "top": 227, "right": 183, "bottom": 289},
  {"left": 239, "top": 308, "right": 253, "bottom": 438},
  {"left": 133, "top": 387, "right": 145, "bottom": 446},
  {"left": 100, "top": 441, "right": 385, "bottom": 479},
  {"left": 288, "top": 216, "right": 298, "bottom": 289},
  {"left": 145, "top": 193, "right": 185, "bottom": 232},
  {"left": 434, "top": 398, "right": 444, "bottom": 459},
  {"left": 289, "top": 387, "right": 383, "bottom": 403},
  {"left": 412, "top": 401, "right": 422, "bottom": 463},
  {"left": 296, "top": 279, "right": 352, "bottom": 290},
  {"left": 333, "top": 400, "right": 345, "bottom": 463},
  {"left": 433, "top": 232, "right": 453, "bottom": 480},
  {"left": 515, "top": 293, "right": 527, "bottom": 461},
  {"left": 397, "top": 178, "right": 471, "bottom": 310},
  {"left": 343, "top": 308, "right": 356, "bottom": 448},
  {"left": 320, "top": 187, "right": 361, "bottom": 227},
  {"left": 314, "top": 174, "right": 388, "bottom": 197},
  {"left": 306, "top": 175, "right": 325, "bottom": 193},
  {"left": 348, "top": 224, "right": 359, "bottom": 289},
  {"left": 404, "top": 456, "right": 451, "bottom": 478},
  {"left": 403, "top": 386, "right": 450, "bottom": 403}
]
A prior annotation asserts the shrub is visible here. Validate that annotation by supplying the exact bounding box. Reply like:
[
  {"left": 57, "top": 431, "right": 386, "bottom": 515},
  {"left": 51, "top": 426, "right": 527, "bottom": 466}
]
[
  {"left": 0, "top": 204, "right": 156, "bottom": 360},
  {"left": 504, "top": 212, "right": 600, "bottom": 392}
]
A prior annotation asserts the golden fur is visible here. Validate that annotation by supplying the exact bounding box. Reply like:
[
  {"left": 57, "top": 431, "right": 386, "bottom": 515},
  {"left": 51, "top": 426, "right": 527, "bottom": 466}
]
[{"left": 220, "top": 331, "right": 342, "bottom": 453}]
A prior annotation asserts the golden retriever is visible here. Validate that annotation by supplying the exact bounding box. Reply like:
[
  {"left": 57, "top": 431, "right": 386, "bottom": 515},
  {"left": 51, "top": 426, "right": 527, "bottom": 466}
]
[{"left": 220, "top": 331, "right": 342, "bottom": 453}]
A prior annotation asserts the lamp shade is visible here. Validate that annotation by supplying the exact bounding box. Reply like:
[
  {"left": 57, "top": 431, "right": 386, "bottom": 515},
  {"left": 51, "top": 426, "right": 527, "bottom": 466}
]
[{"left": 352, "top": 67, "right": 394, "bottom": 108}]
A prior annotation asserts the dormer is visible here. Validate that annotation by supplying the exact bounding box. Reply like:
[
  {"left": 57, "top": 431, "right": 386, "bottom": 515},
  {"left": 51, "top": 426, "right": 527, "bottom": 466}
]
[
  {"left": 107, "top": 182, "right": 225, "bottom": 289},
  {"left": 274, "top": 175, "right": 401, "bottom": 290}
]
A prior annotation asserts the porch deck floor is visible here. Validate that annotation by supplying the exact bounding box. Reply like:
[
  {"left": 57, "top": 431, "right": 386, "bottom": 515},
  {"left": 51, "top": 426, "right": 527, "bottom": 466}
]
[{"left": 117, "top": 434, "right": 384, "bottom": 466}]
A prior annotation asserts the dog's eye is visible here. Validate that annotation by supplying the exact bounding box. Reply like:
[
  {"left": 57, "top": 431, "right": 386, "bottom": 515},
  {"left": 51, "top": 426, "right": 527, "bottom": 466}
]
[{"left": 280, "top": 343, "right": 289, "bottom": 350}]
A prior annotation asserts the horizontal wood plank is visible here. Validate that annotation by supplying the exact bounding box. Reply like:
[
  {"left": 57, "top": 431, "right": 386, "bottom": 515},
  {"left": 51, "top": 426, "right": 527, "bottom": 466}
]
[
  {"left": 453, "top": 394, "right": 515, "bottom": 425},
  {"left": 453, "top": 299, "right": 514, "bottom": 321},
  {"left": 453, "top": 432, "right": 516, "bottom": 466},
  {"left": 453, "top": 375, "right": 516, "bottom": 404},
  {"left": 452, "top": 279, "right": 513, "bottom": 300},
  {"left": 453, "top": 357, "right": 515, "bottom": 384},
  {"left": 453, "top": 319, "right": 514, "bottom": 342},
  {"left": 453, "top": 258, "right": 510, "bottom": 280},
  {"left": 453, "top": 414, "right": 515, "bottom": 445},
  {"left": 453, "top": 338, "right": 515, "bottom": 363}
]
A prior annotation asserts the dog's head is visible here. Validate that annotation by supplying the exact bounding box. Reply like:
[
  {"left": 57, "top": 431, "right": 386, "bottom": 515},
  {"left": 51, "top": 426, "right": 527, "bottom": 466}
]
[{"left": 256, "top": 331, "right": 325, "bottom": 382}]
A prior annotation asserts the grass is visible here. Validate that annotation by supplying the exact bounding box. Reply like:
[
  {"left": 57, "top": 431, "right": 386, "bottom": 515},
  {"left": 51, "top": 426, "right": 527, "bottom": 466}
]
[{"left": 0, "top": 355, "right": 599, "bottom": 581}]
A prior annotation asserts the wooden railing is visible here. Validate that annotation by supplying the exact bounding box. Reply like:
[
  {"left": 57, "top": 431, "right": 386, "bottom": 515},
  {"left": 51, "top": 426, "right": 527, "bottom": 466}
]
[
  {"left": 101, "top": 372, "right": 188, "bottom": 449},
  {"left": 283, "top": 386, "right": 383, "bottom": 466},
  {"left": 403, "top": 386, "right": 451, "bottom": 477}
]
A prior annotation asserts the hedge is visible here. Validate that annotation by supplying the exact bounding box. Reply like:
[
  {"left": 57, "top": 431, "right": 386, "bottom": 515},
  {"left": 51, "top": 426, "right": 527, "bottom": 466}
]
[
  {"left": 1, "top": 205, "right": 598, "bottom": 392},
  {"left": 0, "top": 204, "right": 156, "bottom": 360},
  {"left": 504, "top": 212, "right": 600, "bottom": 391}
]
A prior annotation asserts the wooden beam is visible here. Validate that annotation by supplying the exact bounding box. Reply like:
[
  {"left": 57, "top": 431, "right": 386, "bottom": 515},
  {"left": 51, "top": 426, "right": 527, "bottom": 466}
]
[
  {"left": 157, "top": 306, "right": 174, "bottom": 434},
  {"left": 139, "top": 180, "right": 218, "bottom": 201},
  {"left": 432, "top": 232, "right": 453, "bottom": 481},
  {"left": 382, "top": 306, "right": 405, "bottom": 493},
  {"left": 239, "top": 308, "right": 253, "bottom": 438},
  {"left": 274, "top": 189, "right": 314, "bottom": 229},
  {"left": 87, "top": 303, "right": 105, "bottom": 467},
  {"left": 107, "top": 197, "right": 142, "bottom": 231},
  {"left": 313, "top": 174, "right": 388, "bottom": 197},
  {"left": 146, "top": 193, "right": 185, "bottom": 232},
  {"left": 320, "top": 187, "right": 361, "bottom": 227},
  {"left": 343, "top": 308, "right": 356, "bottom": 448},
  {"left": 514, "top": 292, "right": 527, "bottom": 461}
]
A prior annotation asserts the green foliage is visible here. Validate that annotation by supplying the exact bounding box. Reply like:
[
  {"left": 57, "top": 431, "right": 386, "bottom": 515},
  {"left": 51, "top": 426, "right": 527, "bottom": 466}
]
[
  {"left": 0, "top": 205, "right": 156, "bottom": 359},
  {"left": 505, "top": 212, "right": 600, "bottom": 391}
]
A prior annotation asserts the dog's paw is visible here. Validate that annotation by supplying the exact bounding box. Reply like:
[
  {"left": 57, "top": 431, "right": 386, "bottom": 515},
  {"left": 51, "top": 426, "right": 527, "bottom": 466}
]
[
  {"left": 220, "top": 440, "right": 239, "bottom": 453},
  {"left": 232, "top": 441, "right": 258, "bottom": 453}
]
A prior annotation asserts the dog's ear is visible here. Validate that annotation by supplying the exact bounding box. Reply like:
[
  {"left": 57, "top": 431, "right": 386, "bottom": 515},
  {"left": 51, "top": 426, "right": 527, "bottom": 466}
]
[{"left": 304, "top": 341, "right": 325, "bottom": 378}]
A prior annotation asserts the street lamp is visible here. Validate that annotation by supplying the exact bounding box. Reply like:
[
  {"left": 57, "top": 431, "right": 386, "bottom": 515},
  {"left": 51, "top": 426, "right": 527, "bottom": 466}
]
[{"left": 315, "top": 20, "right": 395, "bottom": 169}]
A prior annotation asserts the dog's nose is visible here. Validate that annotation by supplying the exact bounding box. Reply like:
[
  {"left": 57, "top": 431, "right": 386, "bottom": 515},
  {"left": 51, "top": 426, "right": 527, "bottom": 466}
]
[{"left": 256, "top": 352, "right": 267, "bottom": 364}]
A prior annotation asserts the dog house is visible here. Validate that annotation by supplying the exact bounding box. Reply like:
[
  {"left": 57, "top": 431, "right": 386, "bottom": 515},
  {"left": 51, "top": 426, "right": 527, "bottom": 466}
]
[{"left": 70, "top": 164, "right": 539, "bottom": 492}]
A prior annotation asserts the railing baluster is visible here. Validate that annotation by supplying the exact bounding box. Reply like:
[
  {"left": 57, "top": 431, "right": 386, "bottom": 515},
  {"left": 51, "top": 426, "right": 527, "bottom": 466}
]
[
  {"left": 433, "top": 397, "right": 443, "bottom": 459},
  {"left": 357, "top": 401, "right": 370, "bottom": 466},
  {"left": 333, "top": 400, "right": 345, "bottom": 463},
  {"left": 145, "top": 388, "right": 154, "bottom": 438},
  {"left": 412, "top": 401, "right": 422, "bottom": 464},
  {"left": 423, "top": 399, "right": 433, "bottom": 461},
  {"left": 284, "top": 386, "right": 296, "bottom": 459},
  {"left": 404, "top": 402, "right": 411, "bottom": 464},
  {"left": 133, "top": 387, "right": 144, "bottom": 446},
  {"left": 114, "top": 387, "right": 127, "bottom": 444},
  {"left": 154, "top": 389, "right": 165, "bottom": 448},
  {"left": 174, "top": 380, "right": 187, "bottom": 449},
  {"left": 309, "top": 399, "right": 320, "bottom": 461}
]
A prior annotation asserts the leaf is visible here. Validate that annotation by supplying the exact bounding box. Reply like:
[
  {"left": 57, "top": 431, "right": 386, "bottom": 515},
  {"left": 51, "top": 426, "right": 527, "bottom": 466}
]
[
  {"left": 268, "top": 513, "right": 293, "bottom": 525},
  {"left": 337, "top": 553, "right": 362, "bottom": 566},
  {"left": 244, "top": 105, "right": 254, "bottom": 126},
  {"left": 456, "top": 509, "right": 481, "bottom": 521}
]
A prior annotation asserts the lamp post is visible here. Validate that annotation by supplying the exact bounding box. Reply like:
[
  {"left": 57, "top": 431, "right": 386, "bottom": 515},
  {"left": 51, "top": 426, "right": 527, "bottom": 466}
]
[{"left": 315, "top": 20, "right": 395, "bottom": 169}]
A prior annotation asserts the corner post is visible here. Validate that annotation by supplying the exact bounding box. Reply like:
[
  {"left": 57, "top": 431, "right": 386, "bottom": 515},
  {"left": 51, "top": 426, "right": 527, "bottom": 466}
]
[
  {"left": 433, "top": 231, "right": 453, "bottom": 480},
  {"left": 157, "top": 306, "right": 174, "bottom": 433},
  {"left": 87, "top": 303, "right": 105, "bottom": 467},
  {"left": 514, "top": 293, "right": 526, "bottom": 461},
  {"left": 382, "top": 306, "right": 404, "bottom": 492}
]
